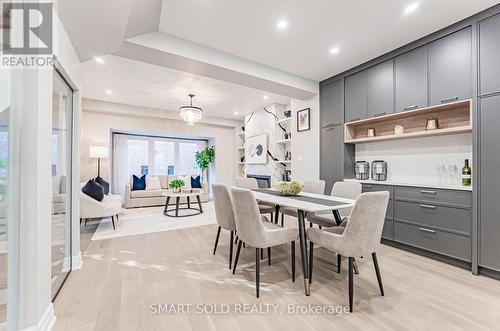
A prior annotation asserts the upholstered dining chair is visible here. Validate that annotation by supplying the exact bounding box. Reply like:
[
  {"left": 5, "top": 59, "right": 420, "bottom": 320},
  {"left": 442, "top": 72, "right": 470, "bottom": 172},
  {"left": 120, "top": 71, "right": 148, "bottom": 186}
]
[
  {"left": 279, "top": 179, "right": 326, "bottom": 226},
  {"left": 235, "top": 177, "right": 275, "bottom": 222},
  {"left": 306, "top": 191, "right": 390, "bottom": 312},
  {"left": 230, "top": 187, "right": 299, "bottom": 298},
  {"left": 307, "top": 181, "right": 362, "bottom": 228},
  {"left": 212, "top": 184, "right": 237, "bottom": 269}
]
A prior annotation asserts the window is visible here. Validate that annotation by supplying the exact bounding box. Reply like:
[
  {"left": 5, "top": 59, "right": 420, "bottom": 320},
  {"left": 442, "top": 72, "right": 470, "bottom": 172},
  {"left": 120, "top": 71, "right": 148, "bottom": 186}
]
[
  {"left": 179, "top": 142, "right": 200, "bottom": 176},
  {"left": 127, "top": 139, "right": 149, "bottom": 177},
  {"left": 154, "top": 140, "right": 175, "bottom": 175}
]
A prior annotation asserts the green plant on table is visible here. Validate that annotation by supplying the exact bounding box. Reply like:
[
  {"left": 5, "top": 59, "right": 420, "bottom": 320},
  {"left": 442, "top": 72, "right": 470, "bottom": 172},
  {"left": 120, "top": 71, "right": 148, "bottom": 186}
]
[
  {"left": 275, "top": 181, "right": 303, "bottom": 196},
  {"left": 169, "top": 179, "right": 185, "bottom": 190}
]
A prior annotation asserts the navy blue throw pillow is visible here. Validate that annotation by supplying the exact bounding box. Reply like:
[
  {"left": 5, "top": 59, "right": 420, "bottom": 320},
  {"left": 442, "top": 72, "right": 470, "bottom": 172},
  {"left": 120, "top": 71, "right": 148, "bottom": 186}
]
[
  {"left": 82, "top": 179, "right": 104, "bottom": 202},
  {"left": 191, "top": 175, "right": 202, "bottom": 189},
  {"left": 132, "top": 174, "right": 146, "bottom": 191},
  {"left": 95, "top": 176, "right": 110, "bottom": 195}
]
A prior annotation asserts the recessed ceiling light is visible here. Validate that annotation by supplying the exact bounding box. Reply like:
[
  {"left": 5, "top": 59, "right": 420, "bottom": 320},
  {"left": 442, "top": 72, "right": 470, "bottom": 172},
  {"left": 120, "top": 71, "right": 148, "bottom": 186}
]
[
  {"left": 277, "top": 20, "right": 288, "bottom": 30},
  {"left": 329, "top": 47, "right": 340, "bottom": 55},
  {"left": 404, "top": 2, "right": 419, "bottom": 15},
  {"left": 94, "top": 56, "right": 105, "bottom": 64},
  {"left": 234, "top": 111, "right": 239, "bottom": 115},
  {"left": 105, "top": 90, "right": 112, "bottom": 95},
  {"left": 263, "top": 95, "right": 269, "bottom": 100}
]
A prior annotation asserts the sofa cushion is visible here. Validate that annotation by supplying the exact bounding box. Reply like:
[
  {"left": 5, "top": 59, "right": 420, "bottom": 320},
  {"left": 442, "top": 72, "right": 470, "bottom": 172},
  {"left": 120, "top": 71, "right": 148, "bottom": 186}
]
[
  {"left": 159, "top": 175, "right": 169, "bottom": 189},
  {"left": 177, "top": 175, "right": 192, "bottom": 189},
  {"left": 191, "top": 175, "right": 202, "bottom": 189},
  {"left": 82, "top": 179, "right": 104, "bottom": 202},
  {"left": 146, "top": 175, "right": 162, "bottom": 190},
  {"left": 132, "top": 174, "right": 146, "bottom": 191},
  {"left": 95, "top": 176, "right": 110, "bottom": 195},
  {"left": 130, "top": 189, "right": 166, "bottom": 198}
]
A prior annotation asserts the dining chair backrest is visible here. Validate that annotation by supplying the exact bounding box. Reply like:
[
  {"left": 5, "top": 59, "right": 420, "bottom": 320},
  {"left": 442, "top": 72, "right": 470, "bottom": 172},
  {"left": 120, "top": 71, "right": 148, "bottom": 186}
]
[
  {"left": 303, "top": 180, "right": 326, "bottom": 195},
  {"left": 212, "top": 184, "right": 236, "bottom": 231},
  {"left": 342, "top": 191, "right": 390, "bottom": 256},
  {"left": 330, "top": 181, "right": 362, "bottom": 200},
  {"left": 235, "top": 177, "right": 259, "bottom": 189},
  {"left": 230, "top": 187, "right": 267, "bottom": 247}
]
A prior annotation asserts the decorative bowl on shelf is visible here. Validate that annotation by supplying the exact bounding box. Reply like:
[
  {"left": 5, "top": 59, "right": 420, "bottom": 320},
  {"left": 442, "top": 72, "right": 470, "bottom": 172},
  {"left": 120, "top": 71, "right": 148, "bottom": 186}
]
[{"left": 275, "top": 181, "right": 303, "bottom": 196}]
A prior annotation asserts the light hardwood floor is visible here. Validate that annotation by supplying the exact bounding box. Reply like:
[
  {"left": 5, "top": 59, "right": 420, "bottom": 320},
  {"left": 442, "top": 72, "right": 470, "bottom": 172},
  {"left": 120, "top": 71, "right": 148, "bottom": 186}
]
[{"left": 54, "top": 210, "right": 500, "bottom": 331}]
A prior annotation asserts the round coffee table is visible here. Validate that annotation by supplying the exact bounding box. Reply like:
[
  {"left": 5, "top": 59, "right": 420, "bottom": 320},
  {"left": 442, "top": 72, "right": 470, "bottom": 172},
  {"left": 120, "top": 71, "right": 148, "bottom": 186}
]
[{"left": 162, "top": 189, "right": 204, "bottom": 217}]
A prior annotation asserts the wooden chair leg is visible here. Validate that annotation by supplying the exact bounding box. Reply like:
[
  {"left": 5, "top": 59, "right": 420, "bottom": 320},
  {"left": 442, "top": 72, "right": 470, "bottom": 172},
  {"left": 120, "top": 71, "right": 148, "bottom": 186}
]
[
  {"left": 372, "top": 252, "right": 384, "bottom": 296},
  {"left": 337, "top": 254, "right": 342, "bottom": 273},
  {"left": 232, "top": 240, "right": 242, "bottom": 274},
  {"left": 229, "top": 231, "right": 234, "bottom": 270},
  {"left": 353, "top": 258, "right": 360, "bottom": 275},
  {"left": 309, "top": 241, "right": 314, "bottom": 284},
  {"left": 256, "top": 248, "right": 260, "bottom": 298},
  {"left": 348, "top": 257, "right": 354, "bottom": 312},
  {"left": 213, "top": 226, "right": 221, "bottom": 255},
  {"left": 291, "top": 241, "right": 295, "bottom": 282}
]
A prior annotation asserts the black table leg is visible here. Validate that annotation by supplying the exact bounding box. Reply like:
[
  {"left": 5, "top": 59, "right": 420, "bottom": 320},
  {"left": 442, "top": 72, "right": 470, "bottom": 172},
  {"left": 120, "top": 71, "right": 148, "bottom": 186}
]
[
  {"left": 333, "top": 209, "right": 342, "bottom": 225},
  {"left": 175, "top": 197, "right": 180, "bottom": 217},
  {"left": 163, "top": 196, "right": 170, "bottom": 214},
  {"left": 274, "top": 205, "right": 280, "bottom": 225},
  {"left": 297, "top": 209, "right": 310, "bottom": 295},
  {"left": 196, "top": 195, "right": 203, "bottom": 212},
  {"left": 187, "top": 196, "right": 191, "bottom": 209}
]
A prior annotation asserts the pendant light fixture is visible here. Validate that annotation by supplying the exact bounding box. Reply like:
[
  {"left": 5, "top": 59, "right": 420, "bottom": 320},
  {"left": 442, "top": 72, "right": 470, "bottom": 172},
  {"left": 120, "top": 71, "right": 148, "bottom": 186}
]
[{"left": 179, "top": 93, "right": 203, "bottom": 126}]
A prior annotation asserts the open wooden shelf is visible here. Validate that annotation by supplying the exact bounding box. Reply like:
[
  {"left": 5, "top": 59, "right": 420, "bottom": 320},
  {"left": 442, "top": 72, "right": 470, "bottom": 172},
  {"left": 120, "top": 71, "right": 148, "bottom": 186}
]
[
  {"left": 345, "top": 99, "right": 472, "bottom": 144},
  {"left": 276, "top": 139, "right": 291, "bottom": 144}
]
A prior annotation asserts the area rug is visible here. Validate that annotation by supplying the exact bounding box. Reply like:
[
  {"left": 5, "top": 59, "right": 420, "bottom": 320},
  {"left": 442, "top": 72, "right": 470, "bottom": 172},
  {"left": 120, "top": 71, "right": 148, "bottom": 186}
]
[{"left": 91, "top": 202, "right": 216, "bottom": 241}]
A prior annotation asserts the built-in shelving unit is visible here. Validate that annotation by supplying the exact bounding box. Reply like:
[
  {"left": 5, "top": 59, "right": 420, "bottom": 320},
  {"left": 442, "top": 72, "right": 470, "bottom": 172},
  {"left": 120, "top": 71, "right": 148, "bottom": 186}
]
[
  {"left": 344, "top": 99, "right": 472, "bottom": 144},
  {"left": 276, "top": 139, "right": 291, "bottom": 144},
  {"left": 274, "top": 160, "right": 292, "bottom": 164},
  {"left": 237, "top": 146, "right": 245, "bottom": 150}
]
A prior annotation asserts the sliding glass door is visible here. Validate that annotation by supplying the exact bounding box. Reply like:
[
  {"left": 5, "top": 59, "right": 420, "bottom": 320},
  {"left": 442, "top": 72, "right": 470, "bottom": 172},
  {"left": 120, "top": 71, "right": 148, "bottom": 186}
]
[{"left": 51, "top": 69, "right": 74, "bottom": 300}]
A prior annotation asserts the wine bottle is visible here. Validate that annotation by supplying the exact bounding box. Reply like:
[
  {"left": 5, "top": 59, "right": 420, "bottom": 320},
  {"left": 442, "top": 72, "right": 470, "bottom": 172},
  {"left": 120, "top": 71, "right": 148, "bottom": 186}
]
[{"left": 462, "top": 159, "right": 471, "bottom": 186}]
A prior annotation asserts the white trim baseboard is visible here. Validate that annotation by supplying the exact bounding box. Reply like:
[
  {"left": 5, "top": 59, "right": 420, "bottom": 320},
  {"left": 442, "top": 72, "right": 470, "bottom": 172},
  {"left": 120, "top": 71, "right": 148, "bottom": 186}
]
[
  {"left": 72, "top": 251, "right": 83, "bottom": 270},
  {"left": 21, "top": 303, "right": 56, "bottom": 331}
]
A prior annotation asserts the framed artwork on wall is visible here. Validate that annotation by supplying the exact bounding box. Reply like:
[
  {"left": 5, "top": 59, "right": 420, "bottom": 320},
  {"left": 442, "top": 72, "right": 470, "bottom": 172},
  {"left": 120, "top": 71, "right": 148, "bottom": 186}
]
[
  {"left": 245, "top": 134, "right": 267, "bottom": 164},
  {"left": 297, "top": 108, "right": 310, "bottom": 132}
]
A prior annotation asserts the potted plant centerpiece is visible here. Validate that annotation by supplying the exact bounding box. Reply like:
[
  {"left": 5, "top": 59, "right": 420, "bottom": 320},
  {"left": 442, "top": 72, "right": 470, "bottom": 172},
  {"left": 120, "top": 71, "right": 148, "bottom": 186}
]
[{"left": 169, "top": 179, "right": 185, "bottom": 193}]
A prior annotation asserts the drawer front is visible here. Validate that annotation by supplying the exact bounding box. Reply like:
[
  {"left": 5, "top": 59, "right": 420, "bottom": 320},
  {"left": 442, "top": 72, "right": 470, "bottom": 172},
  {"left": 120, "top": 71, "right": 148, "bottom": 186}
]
[
  {"left": 394, "top": 186, "right": 471, "bottom": 207},
  {"left": 362, "top": 184, "right": 393, "bottom": 198},
  {"left": 382, "top": 219, "right": 393, "bottom": 240},
  {"left": 395, "top": 201, "right": 471, "bottom": 234},
  {"left": 394, "top": 221, "right": 471, "bottom": 261}
]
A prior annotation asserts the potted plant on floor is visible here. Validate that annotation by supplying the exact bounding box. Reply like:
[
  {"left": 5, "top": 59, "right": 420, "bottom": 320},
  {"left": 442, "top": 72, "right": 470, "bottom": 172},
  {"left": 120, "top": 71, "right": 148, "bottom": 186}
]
[
  {"left": 169, "top": 179, "right": 185, "bottom": 193},
  {"left": 195, "top": 146, "right": 215, "bottom": 181}
]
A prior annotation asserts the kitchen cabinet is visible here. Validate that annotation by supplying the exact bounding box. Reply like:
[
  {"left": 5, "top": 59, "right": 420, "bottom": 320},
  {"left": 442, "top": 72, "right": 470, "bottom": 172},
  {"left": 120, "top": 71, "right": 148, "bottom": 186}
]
[
  {"left": 479, "top": 14, "right": 500, "bottom": 95},
  {"left": 480, "top": 95, "right": 500, "bottom": 272},
  {"left": 320, "top": 125, "right": 343, "bottom": 194},
  {"left": 395, "top": 46, "right": 428, "bottom": 112},
  {"left": 367, "top": 59, "right": 394, "bottom": 118},
  {"left": 362, "top": 184, "right": 394, "bottom": 240},
  {"left": 428, "top": 28, "right": 472, "bottom": 106},
  {"left": 320, "top": 80, "right": 343, "bottom": 126},
  {"left": 344, "top": 71, "right": 367, "bottom": 122}
]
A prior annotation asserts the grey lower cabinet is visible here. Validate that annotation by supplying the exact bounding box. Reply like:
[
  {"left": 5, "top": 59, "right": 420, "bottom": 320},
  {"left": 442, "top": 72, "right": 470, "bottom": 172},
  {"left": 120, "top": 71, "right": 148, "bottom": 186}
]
[
  {"left": 320, "top": 125, "right": 344, "bottom": 194},
  {"left": 367, "top": 59, "right": 394, "bottom": 118},
  {"left": 480, "top": 95, "right": 500, "bottom": 272},
  {"left": 361, "top": 183, "right": 472, "bottom": 262},
  {"left": 320, "top": 79, "right": 343, "bottom": 127},
  {"left": 344, "top": 71, "right": 367, "bottom": 122},
  {"left": 479, "top": 13, "right": 500, "bottom": 96},
  {"left": 395, "top": 46, "right": 428, "bottom": 112},
  {"left": 428, "top": 27, "right": 472, "bottom": 106}
]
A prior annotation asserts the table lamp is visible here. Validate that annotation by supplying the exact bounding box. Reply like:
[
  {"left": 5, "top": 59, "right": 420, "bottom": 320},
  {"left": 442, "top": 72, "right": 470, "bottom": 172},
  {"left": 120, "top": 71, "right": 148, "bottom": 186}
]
[{"left": 89, "top": 146, "right": 108, "bottom": 177}]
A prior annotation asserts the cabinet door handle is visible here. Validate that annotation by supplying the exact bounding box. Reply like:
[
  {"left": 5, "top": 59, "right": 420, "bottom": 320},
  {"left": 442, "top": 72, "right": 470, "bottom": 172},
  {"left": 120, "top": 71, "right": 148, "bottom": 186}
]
[
  {"left": 403, "top": 105, "right": 418, "bottom": 111},
  {"left": 419, "top": 227, "right": 436, "bottom": 234},
  {"left": 419, "top": 204, "right": 436, "bottom": 209},
  {"left": 322, "top": 122, "right": 341, "bottom": 129},
  {"left": 350, "top": 117, "right": 361, "bottom": 122},
  {"left": 420, "top": 190, "right": 436, "bottom": 194},
  {"left": 440, "top": 97, "right": 459, "bottom": 104},
  {"left": 374, "top": 112, "right": 386, "bottom": 117},
  {"left": 363, "top": 185, "right": 372, "bottom": 189}
]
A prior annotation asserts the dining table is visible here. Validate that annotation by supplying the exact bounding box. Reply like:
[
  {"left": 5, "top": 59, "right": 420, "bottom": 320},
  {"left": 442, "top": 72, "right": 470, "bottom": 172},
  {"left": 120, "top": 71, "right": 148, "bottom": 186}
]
[{"left": 252, "top": 188, "right": 355, "bottom": 296}]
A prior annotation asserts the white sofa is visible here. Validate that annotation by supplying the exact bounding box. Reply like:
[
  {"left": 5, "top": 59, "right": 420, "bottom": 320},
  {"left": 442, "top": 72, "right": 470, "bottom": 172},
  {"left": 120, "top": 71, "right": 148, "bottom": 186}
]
[
  {"left": 125, "top": 175, "right": 208, "bottom": 209},
  {"left": 80, "top": 183, "right": 122, "bottom": 229}
]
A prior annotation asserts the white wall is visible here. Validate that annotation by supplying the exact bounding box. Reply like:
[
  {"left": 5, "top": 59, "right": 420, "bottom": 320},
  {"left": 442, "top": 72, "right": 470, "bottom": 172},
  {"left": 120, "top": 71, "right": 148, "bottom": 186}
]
[
  {"left": 80, "top": 99, "right": 241, "bottom": 188},
  {"left": 290, "top": 95, "right": 320, "bottom": 182}
]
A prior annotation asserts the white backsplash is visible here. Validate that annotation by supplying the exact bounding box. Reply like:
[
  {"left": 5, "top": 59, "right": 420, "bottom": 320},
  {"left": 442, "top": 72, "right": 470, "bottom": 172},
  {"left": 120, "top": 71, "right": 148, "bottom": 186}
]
[{"left": 354, "top": 133, "right": 472, "bottom": 185}]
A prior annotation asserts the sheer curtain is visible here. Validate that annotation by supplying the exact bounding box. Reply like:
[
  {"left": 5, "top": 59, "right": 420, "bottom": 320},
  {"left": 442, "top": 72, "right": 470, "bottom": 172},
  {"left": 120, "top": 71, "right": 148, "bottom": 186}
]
[{"left": 112, "top": 134, "right": 128, "bottom": 201}]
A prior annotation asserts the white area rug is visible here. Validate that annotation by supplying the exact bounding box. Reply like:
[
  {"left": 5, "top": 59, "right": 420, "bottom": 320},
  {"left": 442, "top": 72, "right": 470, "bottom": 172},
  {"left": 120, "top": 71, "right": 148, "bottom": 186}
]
[{"left": 92, "top": 202, "right": 216, "bottom": 241}]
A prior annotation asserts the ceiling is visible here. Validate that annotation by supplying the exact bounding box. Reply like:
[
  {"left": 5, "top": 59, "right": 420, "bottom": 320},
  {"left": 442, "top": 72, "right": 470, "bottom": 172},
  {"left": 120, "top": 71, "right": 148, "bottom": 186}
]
[
  {"left": 81, "top": 55, "right": 290, "bottom": 119},
  {"left": 159, "top": 0, "right": 500, "bottom": 81}
]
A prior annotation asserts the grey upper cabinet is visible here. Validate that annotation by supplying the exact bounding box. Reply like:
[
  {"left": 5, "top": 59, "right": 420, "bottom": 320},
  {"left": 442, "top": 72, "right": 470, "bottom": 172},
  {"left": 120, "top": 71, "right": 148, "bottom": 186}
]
[
  {"left": 367, "top": 59, "right": 394, "bottom": 117},
  {"left": 479, "top": 14, "right": 500, "bottom": 96},
  {"left": 480, "top": 95, "right": 500, "bottom": 272},
  {"left": 395, "top": 46, "right": 428, "bottom": 112},
  {"left": 320, "top": 125, "right": 344, "bottom": 194},
  {"left": 320, "top": 80, "right": 343, "bottom": 127},
  {"left": 344, "top": 71, "right": 367, "bottom": 122},
  {"left": 429, "top": 28, "right": 472, "bottom": 106}
]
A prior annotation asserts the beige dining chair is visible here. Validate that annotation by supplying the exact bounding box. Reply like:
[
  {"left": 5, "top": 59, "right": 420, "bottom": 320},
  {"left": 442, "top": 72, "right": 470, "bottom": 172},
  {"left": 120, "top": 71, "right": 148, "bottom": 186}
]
[
  {"left": 235, "top": 177, "right": 275, "bottom": 222},
  {"left": 212, "top": 184, "right": 237, "bottom": 270},
  {"left": 230, "top": 187, "right": 299, "bottom": 298},
  {"left": 306, "top": 191, "right": 390, "bottom": 312},
  {"left": 279, "top": 179, "right": 326, "bottom": 226}
]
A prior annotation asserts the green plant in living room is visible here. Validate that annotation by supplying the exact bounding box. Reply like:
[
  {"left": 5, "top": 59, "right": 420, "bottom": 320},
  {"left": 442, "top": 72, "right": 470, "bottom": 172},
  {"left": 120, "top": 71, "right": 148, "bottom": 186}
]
[
  {"left": 169, "top": 179, "right": 185, "bottom": 193},
  {"left": 195, "top": 146, "right": 215, "bottom": 180}
]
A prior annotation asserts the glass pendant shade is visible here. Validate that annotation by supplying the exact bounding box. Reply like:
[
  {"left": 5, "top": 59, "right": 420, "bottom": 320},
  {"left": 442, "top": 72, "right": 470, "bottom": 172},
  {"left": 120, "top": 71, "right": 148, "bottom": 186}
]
[{"left": 179, "top": 94, "right": 203, "bottom": 126}]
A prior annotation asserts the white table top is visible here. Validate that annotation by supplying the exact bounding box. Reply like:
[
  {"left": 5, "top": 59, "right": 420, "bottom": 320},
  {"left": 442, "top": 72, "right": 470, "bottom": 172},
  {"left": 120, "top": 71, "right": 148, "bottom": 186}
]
[
  {"left": 162, "top": 189, "right": 202, "bottom": 197},
  {"left": 252, "top": 189, "right": 355, "bottom": 213}
]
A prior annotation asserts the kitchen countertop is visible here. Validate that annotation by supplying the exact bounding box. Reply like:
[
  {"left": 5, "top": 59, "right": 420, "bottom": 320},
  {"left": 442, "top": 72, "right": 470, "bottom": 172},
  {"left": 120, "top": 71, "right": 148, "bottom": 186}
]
[{"left": 344, "top": 178, "right": 472, "bottom": 191}]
